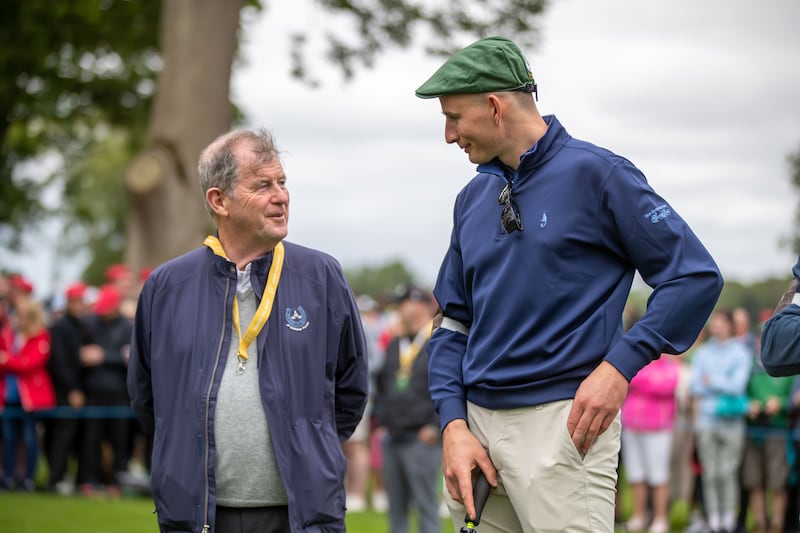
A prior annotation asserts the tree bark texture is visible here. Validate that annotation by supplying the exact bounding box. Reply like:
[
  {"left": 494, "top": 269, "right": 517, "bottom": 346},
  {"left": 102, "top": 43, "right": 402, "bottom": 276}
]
[{"left": 125, "top": 0, "right": 243, "bottom": 274}]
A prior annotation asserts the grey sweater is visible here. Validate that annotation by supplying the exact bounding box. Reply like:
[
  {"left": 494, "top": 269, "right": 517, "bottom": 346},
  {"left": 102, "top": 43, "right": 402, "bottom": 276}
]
[{"left": 214, "top": 265, "right": 287, "bottom": 506}]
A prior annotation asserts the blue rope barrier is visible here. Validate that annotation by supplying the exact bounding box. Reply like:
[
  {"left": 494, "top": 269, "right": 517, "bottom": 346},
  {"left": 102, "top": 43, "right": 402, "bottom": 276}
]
[{"left": 0, "top": 406, "right": 136, "bottom": 419}]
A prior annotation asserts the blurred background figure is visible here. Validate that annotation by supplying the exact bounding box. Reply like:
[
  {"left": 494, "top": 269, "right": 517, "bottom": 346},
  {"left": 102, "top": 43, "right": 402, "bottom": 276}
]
[
  {"left": 105, "top": 264, "right": 137, "bottom": 320},
  {"left": 78, "top": 284, "right": 132, "bottom": 497},
  {"left": 343, "top": 294, "right": 386, "bottom": 512},
  {"left": 732, "top": 307, "right": 757, "bottom": 533},
  {"left": 45, "top": 282, "right": 91, "bottom": 495},
  {"left": 742, "top": 337, "right": 793, "bottom": 533},
  {"left": 0, "top": 274, "right": 13, "bottom": 349},
  {"left": 0, "top": 298, "right": 55, "bottom": 491},
  {"left": 373, "top": 284, "right": 440, "bottom": 533},
  {"left": 620, "top": 353, "right": 680, "bottom": 533},
  {"left": 7, "top": 274, "right": 34, "bottom": 309},
  {"left": 690, "top": 310, "right": 752, "bottom": 533},
  {"left": 670, "top": 329, "right": 707, "bottom": 533}
]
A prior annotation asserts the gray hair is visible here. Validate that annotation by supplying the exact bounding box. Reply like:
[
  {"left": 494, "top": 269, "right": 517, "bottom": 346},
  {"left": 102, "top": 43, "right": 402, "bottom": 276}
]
[{"left": 198, "top": 128, "right": 280, "bottom": 216}]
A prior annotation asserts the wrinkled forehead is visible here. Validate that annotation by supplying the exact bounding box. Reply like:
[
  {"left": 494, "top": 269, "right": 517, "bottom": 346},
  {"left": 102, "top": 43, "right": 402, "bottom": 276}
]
[
  {"left": 240, "top": 156, "right": 285, "bottom": 184},
  {"left": 234, "top": 140, "right": 283, "bottom": 176}
]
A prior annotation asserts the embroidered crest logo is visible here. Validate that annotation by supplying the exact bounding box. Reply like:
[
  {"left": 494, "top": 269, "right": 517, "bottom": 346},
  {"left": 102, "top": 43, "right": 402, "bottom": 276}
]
[
  {"left": 539, "top": 212, "right": 548, "bottom": 228},
  {"left": 644, "top": 205, "right": 671, "bottom": 224},
  {"left": 285, "top": 306, "right": 310, "bottom": 331}
]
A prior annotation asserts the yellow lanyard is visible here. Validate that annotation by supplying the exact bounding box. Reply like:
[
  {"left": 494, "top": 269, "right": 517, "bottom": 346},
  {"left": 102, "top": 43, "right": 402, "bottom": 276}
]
[
  {"left": 397, "top": 320, "right": 434, "bottom": 377},
  {"left": 203, "top": 235, "right": 285, "bottom": 373}
]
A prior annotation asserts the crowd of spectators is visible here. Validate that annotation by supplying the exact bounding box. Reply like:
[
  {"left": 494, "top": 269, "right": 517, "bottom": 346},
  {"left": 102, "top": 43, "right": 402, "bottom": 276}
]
[
  {"left": 619, "top": 306, "right": 800, "bottom": 533},
  {"left": 5, "top": 266, "right": 800, "bottom": 533},
  {"left": 0, "top": 266, "right": 147, "bottom": 497}
]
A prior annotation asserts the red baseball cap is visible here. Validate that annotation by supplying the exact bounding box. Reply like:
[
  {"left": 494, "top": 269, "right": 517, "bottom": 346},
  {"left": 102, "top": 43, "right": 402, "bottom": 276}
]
[
  {"left": 65, "top": 282, "right": 88, "bottom": 300},
  {"left": 105, "top": 263, "right": 131, "bottom": 282},
  {"left": 139, "top": 267, "right": 153, "bottom": 281},
  {"left": 9, "top": 274, "right": 34, "bottom": 294},
  {"left": 94, "top": 284, "right": 122, "bottom": 315}
]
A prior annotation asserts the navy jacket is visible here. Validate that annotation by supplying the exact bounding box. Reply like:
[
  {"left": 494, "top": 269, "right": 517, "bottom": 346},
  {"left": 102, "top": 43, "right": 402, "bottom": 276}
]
[
  {"left": 761, "top": 255, "right": 800, "bottom": 377},
  {"left": 429, "top": 115, "right": 723, "bottom": 429},
  {"left": 127, "top": 241, "right": 368, "bottom": 532}
]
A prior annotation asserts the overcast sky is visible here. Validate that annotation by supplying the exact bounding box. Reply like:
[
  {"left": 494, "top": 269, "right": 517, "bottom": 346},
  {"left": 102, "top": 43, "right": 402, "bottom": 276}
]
[
  {"left": 232, "top": 0, "right": 800, "bottom": 288},
  {"left": 7, "top": 0, "right": 800, "bottom": 297}
]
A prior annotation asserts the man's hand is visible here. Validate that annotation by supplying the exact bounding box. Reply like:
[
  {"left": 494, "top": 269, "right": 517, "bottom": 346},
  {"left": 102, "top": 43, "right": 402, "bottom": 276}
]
[
  {"left": 67, "top": 389, "right": 86, "bottom": 408},
  {"left": 441, "top": 419, "right": 497, "bottom": 521},
  {"left": 748, "top": 399, "right": 761, "bottom": 419},
  {"left": 765, "top": 396, "right": 781, "bottom": 416},
  {"left": 567, "top": 361, "right": 629, "bottom": 456},
  {"left": 417, "top": 425, "right": 440, "bottom": 445},
  {"left": 80, "top": 345, "right": 105, "bottom": 366}
]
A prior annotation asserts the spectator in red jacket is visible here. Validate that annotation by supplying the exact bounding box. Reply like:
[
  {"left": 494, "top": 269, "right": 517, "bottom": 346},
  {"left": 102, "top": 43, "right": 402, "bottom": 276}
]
[{"left": 0, "top": 298, "right": 55, "bottom": 491}]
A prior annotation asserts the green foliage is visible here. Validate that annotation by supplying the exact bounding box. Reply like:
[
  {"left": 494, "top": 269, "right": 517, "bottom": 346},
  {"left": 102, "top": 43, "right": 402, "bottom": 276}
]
[
  {"left": 789, "top": 145, "right": 800, "bottom": 253},
  {"left": 62, "top": 128, "right": 135, "bottom": 285},
  {"left": 0, "top": 0, "right": 160, "bottom": 247},
  {"left": 1, "top": 0, "right": 550, "bottom": 272},
  {"left": 716, "top": 276, "right": 792, "bottom": 322},
  {"left": 345, "top": 259, "right": 417, "bottom": 299},
  {"left": 292, "top": 0, "right": 549, "bottom": 84}
]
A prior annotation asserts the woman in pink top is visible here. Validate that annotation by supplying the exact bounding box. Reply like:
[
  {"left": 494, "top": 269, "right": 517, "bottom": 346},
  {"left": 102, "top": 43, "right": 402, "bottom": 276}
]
[{"left": 621, "top": 354, "right": 680, "bottom": 533}]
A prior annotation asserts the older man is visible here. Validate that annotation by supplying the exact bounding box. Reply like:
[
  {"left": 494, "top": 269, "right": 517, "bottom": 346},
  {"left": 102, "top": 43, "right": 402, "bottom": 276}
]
[{"left": 127, "top": 129, "right": 368, "bottom": 533}]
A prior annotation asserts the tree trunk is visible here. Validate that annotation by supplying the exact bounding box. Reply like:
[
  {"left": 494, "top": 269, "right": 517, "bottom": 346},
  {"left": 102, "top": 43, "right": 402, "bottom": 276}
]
[{"left": 124, "top": 0, "right": 243, "bottom": 274}]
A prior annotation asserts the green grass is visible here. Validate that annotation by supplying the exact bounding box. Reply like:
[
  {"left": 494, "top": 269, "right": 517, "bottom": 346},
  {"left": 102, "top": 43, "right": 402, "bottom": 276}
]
[
  {"left": 0, "top": 492, "right": 159, "bottom": 533},
  {"left": 0, "top": 485, "right": 693, "bottom": 532},
  {"left": 0, "top": 491, "right": 452, "bottom": 533}
]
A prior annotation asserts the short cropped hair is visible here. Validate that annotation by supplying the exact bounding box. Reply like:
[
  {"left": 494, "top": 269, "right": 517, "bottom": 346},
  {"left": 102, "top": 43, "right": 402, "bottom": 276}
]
[{"left": 198, "top": 128, "right": 280, "bottom": 216}]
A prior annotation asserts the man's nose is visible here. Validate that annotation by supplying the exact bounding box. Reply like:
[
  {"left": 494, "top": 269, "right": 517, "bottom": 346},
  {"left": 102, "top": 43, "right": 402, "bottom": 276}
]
[
  {"left": 274, "top": 187, "right": 289, "bottom": 204},
  {"left": 444, "top": 125, "right": 458, "bottom": 144}
]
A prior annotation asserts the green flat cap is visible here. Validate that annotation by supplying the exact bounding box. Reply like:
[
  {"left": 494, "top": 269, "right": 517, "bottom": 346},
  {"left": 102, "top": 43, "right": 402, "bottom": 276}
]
[{"left": 415, "top": 36, "right": 536, "bottom": 99}]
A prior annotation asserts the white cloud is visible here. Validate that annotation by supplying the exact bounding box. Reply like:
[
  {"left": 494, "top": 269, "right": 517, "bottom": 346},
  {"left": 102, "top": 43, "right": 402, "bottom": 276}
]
[
  {"left": 232, "top": 0, "right": 800, "bottom": 286},
  {"left": 9, "top": 0, "right": 800, "bottom": 298}
]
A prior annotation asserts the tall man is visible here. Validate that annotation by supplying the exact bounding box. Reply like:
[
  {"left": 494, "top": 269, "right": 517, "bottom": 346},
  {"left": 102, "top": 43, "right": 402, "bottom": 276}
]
[
  {"left": 127, "top": 129, "right": 368, "bottom": 532},
  {"left": 415, "top": 36, "right": 723, "bottom": 532}
]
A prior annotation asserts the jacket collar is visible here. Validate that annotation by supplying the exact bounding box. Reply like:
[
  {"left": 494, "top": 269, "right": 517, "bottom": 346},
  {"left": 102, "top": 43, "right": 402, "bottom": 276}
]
[
  {"left": 476, "top": 114, "right": 569, "bottom": 183},
  {"left": 208, "top": 241, "right": 277, "bottom": 301}
]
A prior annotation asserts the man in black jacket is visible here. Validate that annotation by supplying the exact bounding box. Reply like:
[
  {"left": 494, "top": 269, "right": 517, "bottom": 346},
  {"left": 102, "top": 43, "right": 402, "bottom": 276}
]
[
  {"left": 374, "top": 284, "right": 440, "bottom": 533},
  {"left": 79, "top": 283, "right": 132, "bottom": 496},
  {"left": 46, "top": 282, "right": 90, "bottom": 494}
]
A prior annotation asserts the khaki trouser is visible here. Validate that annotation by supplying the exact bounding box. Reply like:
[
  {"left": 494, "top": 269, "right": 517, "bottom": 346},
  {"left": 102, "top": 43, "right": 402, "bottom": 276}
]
[{"left": 445, "top": 399, "right": 620, "bottom": 533}]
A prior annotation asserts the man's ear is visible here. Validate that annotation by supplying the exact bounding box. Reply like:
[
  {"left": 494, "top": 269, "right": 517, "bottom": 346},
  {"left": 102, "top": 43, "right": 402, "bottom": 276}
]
[
  {"left": 488, "top": 94, "right": 503, "bottom": 125},
  {"left": 206, "top": 188, "right": 228, "bottom": 217}
]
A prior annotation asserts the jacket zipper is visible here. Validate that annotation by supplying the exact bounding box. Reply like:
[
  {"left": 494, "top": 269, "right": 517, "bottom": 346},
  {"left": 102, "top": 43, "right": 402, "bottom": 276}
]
[{"left": 202, "top": 273, "right": 233, "bottom": 532}]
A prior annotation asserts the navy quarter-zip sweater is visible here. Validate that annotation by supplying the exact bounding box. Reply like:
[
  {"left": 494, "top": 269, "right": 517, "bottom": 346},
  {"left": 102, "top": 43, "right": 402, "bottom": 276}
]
[{"left": 428, "top": 115, "right": 723, "bottom": 430}]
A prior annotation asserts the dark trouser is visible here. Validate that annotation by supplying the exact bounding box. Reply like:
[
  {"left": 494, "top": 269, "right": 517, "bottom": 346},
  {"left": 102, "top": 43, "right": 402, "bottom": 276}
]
[
  {"left": 80, "top": 388, "right": 131, "bottom": 485},
  {"left": 46, "top": 416, "right": 81, "bottom": 485},
  {"left": 1, "top": 405, "right": 39, "bottom": 483},
  {"left": 215, "top": 506, "right": 290, "bottom": 533},
  {"left": 382, "top": 435, "right": 443, "bottom": 533}
]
